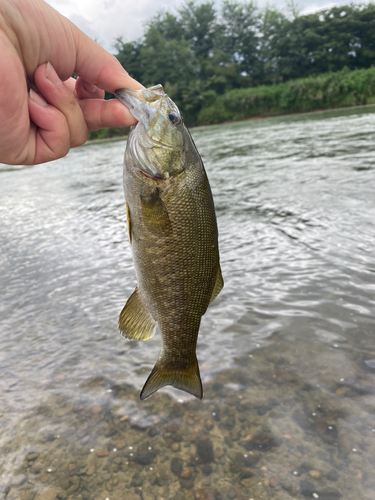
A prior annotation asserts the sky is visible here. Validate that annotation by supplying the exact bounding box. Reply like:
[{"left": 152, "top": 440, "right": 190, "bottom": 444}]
[{"left": 46, "top": 0, "right": 361, "bottom": 53}]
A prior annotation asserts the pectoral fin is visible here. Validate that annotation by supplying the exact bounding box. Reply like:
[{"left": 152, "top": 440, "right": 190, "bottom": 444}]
[
  {"left": 119, "top": 288, "right": 156, "bottom": 341},
  {"left": 209, "top": 266, "right": 224, "bottom": 304},
  {"left": 140, "top": 188, "right": 172, "bottom": 233}
]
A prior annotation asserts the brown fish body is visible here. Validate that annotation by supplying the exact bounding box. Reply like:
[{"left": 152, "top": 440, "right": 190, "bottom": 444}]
[{"left": 116, "top": 85, "right": 223, "bottom": 400}]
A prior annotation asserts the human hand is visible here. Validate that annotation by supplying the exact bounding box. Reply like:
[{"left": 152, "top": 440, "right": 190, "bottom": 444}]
[{"left": 0, "top": 0, "right": 142, "bottom": 165}]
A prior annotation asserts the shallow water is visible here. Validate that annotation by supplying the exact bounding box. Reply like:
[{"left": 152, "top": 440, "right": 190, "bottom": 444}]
[{"left": 1, "top": 106, "right": 375, "bottom": 500}]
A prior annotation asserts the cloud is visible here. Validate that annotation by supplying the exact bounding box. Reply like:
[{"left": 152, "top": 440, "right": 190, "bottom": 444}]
[
  {"left": 46, "top": 0, "right": 184, "bottom": 52},
  {"left": 46, "top": 0, "right": 363, "bottom": 53}
]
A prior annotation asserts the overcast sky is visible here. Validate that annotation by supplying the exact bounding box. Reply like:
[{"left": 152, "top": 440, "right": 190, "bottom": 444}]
[{"left": 46, "top": 0, "right": 361, "bottom": 53}]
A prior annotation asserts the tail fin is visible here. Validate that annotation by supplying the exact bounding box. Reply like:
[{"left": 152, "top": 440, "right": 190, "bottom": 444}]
[{"left": 140, "top": 357, "right": 203, "bottom": 400}]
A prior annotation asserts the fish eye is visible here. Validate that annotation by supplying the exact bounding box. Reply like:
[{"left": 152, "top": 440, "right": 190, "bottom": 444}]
[{"left": 168, "top": 112, "right": 180, "bottom": 125}]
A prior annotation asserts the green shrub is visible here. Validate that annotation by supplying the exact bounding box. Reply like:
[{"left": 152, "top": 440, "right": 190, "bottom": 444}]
[{"left": 197, "top": 67, "right": 375, "bottom": 124}]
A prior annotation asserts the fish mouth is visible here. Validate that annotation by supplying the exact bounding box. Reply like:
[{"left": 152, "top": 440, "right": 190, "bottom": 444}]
[
  {"left": 115, "top": 85, "right": 165, "bottom": 122},
  {"left": 116, "top": 85, "right": 184, "bottom": 180},
  {"left": 115, "top": 85, "right": 174, "bottom": 152}
]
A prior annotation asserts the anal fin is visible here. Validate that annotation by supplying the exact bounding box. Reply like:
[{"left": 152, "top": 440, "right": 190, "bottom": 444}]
[
  {"left": 209, "top": 266, "right": 224, "bottom": 304},
  {"left": 119, "top": 287, "right": 156, "bottom": 341}
]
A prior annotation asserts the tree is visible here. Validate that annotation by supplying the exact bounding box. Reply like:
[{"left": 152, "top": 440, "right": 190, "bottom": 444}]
[
  {"left": 114, "top": 38, "right": 144, "bottom": 82},
  {"left": 112, "top": 1, "right": 375, "bottom": 124},
  {"left": 217, "top": 0, "right": 260, "bottom": 82},
  {"left": 179, "top": 1, "right": 218, "bottom": 61}
]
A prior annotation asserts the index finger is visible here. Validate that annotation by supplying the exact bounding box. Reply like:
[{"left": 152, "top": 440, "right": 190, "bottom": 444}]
[{"left": 70, "top": 22, "right": 143, "bottom": 94}]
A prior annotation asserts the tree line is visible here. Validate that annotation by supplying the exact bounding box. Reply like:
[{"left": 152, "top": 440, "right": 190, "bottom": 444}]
[{"left": 113, "top": 1, "right": 375, "bottom": 124}]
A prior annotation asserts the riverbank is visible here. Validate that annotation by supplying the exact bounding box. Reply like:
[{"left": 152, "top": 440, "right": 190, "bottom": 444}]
[{"left": 197, "top": 66, "right": 375, "bottom": 124}]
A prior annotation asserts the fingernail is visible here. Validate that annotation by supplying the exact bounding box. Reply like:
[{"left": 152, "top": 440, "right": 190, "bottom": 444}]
[
  {"left": 46, "top": 61, "right": 62, "bottom": 87},
  {"left": 29, "top": 89, "right": 48, "bottom": 106},
  {"left": 82, "top": 81, "right": 97, "bottom": 94}
]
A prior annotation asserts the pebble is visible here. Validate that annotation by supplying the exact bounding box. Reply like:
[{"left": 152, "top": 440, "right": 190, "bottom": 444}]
[
  {"left": 166, "top": 423, "right": 180, "bottom": 433},
  {"left": 115, "top": 440, "right": 126, "bottom": 449},
  {"left": 245, "top": 431, "right": 279, "bottom": 451},
  {"left": 300, "top": 479, "right": 315, "bottom": 497},
  {"left": 133, "top": 442, "right": 156, "bottom": 465},
  {"left": 204, "top": 420, "right": 213, "bottom": 431},
  {"left": 181, "top": 467, "right": 192, "bottom": 478},
  {"left": 228, "top": 451, "right": 244, "bottom": 473},
  {"left": 171, "top": 457, "right": 184, "bottom": 475},
  {"left": 196, "top": 437, "right": 214, "bottom": 464},
  {"left": 281, "top": 478, "right": 300, "bottom": 496},
  {"left": 66, "top": 479, "right": 80, "bottom": 494},
  {"left": 26, "top": 452, "right": 39, "bottom": 461},
  {"left": 130, "top": 472, "right": 143, "bottom": 487},
  {"left": 194, "top": 487, "right": 214, "bottom": 500},
  {"left": 57, "top": 404, "right": 74, "bottom": 416},
  {"left": 318, "top": 487, "right": 343, "bottom": 498},
  {"left": 244, "top": 452, "right": 260, "bottom": 467},
  {"left": 86, "top": 464, "right": 96, "bottom": 476},
  {"left": 34, "top": 488, "right": 66, "bottom": 500},
  {"left": 335, "top": 387, "right": 349, "bottom": 397},
  {"left": 96, "top": 449, "right": 109, "bottom": 457},
  {"left": 240, "top": 468, "right": 254, "bottom": 480},
  {"left": 269, "top": 476, "right": 279, "bottom": 487},
  {"left": 11, "top": 474, "right": 27, "bottom": 486},
  {"left": 124, "top": 494, "right": 141, "bottom": 500},
  {"left": 310, "top": 470, "right": 321, "bottom": 478},
  {"left": 326, "top": 469, "right": 339, "bottom": 482},
  {"left": 364, "top": 359, "right": 375, "bottom": 369},
  {"left": 201, "top": 464, "right": 212, "bottom": 476},
  {"left": 20, "top": 490, "right": 36, "bottom": 500}
]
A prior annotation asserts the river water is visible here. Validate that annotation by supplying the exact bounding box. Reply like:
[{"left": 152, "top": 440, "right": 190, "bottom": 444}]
[{"left": 1, "top": 106, "right": 375, "bottom": 500}]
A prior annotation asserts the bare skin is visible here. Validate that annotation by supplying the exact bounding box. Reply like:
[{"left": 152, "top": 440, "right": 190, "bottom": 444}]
[{"left": 0, "top": 0, "right": 143, "bottom": 165}]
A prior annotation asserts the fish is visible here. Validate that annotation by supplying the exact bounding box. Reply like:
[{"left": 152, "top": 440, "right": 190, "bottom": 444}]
[{"left": 115, "top": 84, "right": 223, "bottom": 400}]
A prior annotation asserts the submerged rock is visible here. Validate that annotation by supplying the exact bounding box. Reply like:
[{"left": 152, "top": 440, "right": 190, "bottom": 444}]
[
  {"left": 171, "top": 457, "right": 184, "bottom": 476},
  {"left": 196, "top": 437, "right": 214, "bottom": 464},
  {"left": 300, "top": 479, "right": 316, "bottom": 497},
  {"left": 318, "top": 487, "right": 343, "bottom": 499}
]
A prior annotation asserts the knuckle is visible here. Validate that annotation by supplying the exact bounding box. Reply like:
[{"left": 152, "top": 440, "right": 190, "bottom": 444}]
[
  {"left": 56, "top": 141, "right": 70, "bottom": 160},
  {"left": 70, "top": 125, "right": 88, "bottom": 148},
  {"left": 66, "top": 91, "right": 80, "bottom": 111},
  {"left": 47, "top": 138, "right": 70, "bottom": 163}
]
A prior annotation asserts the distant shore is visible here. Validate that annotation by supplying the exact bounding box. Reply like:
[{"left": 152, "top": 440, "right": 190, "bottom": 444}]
[{"left": 84, "top": 100, "right": 375, "bottom": 147}]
